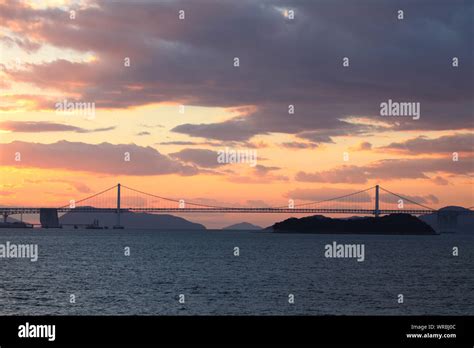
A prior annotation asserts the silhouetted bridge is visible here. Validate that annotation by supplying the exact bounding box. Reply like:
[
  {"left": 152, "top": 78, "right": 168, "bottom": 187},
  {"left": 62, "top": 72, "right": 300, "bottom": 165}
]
[{"left": 1, "top": 184, "right": 473, "bottom": 229}]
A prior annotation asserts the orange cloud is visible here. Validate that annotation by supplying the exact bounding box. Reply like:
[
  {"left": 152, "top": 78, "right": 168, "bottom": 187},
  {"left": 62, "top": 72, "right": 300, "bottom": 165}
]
[{"left": 0, "top": 141, "right": 198, "bottom": 176}]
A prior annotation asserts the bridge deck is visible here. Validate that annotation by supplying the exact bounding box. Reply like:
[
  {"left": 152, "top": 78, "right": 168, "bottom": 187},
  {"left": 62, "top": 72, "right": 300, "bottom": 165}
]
[
  {"left": 0, "top": 207, "right": 451, "bottom": 215},
  {"left": 2, "top": 184, "right": 472, "bottom": 217}
]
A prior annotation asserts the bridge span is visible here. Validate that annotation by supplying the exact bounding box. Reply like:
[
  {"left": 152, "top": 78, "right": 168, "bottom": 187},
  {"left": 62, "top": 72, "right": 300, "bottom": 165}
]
[{"left": 1, "top": 184, "right": 472, "bottom": 228}]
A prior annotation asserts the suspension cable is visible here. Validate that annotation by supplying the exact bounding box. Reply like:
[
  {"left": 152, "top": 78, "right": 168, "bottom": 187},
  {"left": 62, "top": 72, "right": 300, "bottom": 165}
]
[
  {"left": 273, "top": 186, "right": 376, "bottom": 208},
  {"left": 120, "top": 184, "right": 234, "bottom": 209},
  {"left": 57, "top": 184, "right": 118, "bottom": 208},
  {"left": 379, "top": 186, "right": 436, "bottom": 211}
]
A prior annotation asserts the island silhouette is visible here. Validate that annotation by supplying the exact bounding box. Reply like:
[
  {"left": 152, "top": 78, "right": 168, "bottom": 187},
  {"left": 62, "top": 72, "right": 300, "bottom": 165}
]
[{"left": 266, "top": 213, "right": 436, "bottom": 235}]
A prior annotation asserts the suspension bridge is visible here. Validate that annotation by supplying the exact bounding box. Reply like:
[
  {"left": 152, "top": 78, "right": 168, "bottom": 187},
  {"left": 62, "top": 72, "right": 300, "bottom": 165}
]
[{"left": 1, "top": 184, "right": 472, "bottom": 228}]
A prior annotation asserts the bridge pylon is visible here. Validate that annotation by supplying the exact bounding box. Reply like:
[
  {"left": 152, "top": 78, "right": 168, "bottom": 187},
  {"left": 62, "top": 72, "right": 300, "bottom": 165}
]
[
  {"left": 113, "top": 183, "right": 123, "bottom": 229},
  {"left": 375, "top": 185, "right": 380, "bottom": 217}
]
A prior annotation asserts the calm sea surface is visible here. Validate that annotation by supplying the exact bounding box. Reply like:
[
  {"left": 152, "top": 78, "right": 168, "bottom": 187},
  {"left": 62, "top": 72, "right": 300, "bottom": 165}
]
[{"left": 0, "top": 229, "right": 473, "bottom": 315}]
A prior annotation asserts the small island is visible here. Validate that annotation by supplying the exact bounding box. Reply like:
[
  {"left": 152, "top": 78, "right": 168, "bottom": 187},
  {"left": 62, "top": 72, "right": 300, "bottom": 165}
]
[
  {"left": 223, "top": 222, "right": 262, "bottom": 230},
  {"left": 267, "top": 213, "right": 436, "bottom": 235}
]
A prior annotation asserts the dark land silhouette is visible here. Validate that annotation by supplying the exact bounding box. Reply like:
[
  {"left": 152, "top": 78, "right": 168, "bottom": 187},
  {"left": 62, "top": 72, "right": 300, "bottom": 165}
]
[
  {"left": 223, "top": 222, "right": 262, "bottom": 230},
  {"left": 267, "top": 213, "right": 437, "bottom": 235},
  {"left": 419, "top": 206, "right": 474, "bottom": 234},
  {"left": 59, "top": 209, "right": 206, "bottom": 230}
]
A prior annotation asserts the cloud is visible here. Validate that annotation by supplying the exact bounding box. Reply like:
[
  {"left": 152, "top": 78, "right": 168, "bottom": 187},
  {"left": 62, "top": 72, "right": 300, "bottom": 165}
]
[
  {"left": 296, "top": 165, "right": 369, "bottom": 184},
  {"left": 1, "top": 35, "right": 41, "bottom": 52},
  {"left": 172, "top": 116, "right": 264, "bottom": 142},
  {"left": 352, "top": 141, "right": 372, "bottom": 151},
  {"left": 253, "top": 164, "right": 281, "bottom": 176},
  {"left": 2, "top": 0, "right": 472, "bottom": 141},
  {"left": 169, "top": 148, "right": 224, "bottom": 168},
  {"left": 380, "top": 133, "right": 474, "bottom": 154},
  {"left": 139, "top": 124, "right": 163, "bottom": 129},
  {"left": 0, "top": 35, "right": 41, "bottom": 53},
  {"left": 171, "top": 107, "right": 385, "bottom": 142},
  {"left": 76, "top": 126, "right": 115, "bottom": 133},
  {"left": 25, "top": 179, "right": 92, "bottom": 193},
  {"left": 158, "top": 141, "right": 201, "bottom": 146},
  {"left": 227, "top": 164, "right": 289, "bottom": 183},
  {"left": 281, "top": 142, "right": 319, "bottom": 149},
  {"left": 0, "top": 141, "right": 198, "bottom": 176},
  {"left": 136, "top": 131, "right": 151, "bottom": 136},
  {"left": 0, "top": 121, "right": 115, "bottom": 133},
  {"left": 296, "top": 157, "right": 474, "bottom": 184}
]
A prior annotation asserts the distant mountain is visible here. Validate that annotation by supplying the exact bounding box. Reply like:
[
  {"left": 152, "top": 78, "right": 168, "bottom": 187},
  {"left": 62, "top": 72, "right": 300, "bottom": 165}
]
[
  {"left": 59, "top": 210, "right": 206, "bottom": 230},
  {"left": 419, "top": 206, "right": 473, "bottom": 234},
  {"left": 267, "top": 213, "right": 436, "bottom": 235},
  {"left": 223, "top": 222, "right": 262, "bottom": 230}
]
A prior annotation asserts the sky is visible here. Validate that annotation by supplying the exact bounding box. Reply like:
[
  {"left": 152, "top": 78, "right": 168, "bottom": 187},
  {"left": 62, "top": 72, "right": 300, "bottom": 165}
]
[{"left": 0, "top": 0, "right": 473, "bottom": 228}]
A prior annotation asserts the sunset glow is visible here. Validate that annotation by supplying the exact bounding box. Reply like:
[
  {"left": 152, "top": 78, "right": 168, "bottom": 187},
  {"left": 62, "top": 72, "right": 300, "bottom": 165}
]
[{"left": 0, "top": 0, "right": 472, "bottom": 228}]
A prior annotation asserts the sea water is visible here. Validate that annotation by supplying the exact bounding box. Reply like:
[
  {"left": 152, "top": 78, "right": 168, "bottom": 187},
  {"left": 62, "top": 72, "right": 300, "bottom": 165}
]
[{"left": 0, "top": 229, "right": 472, "bottom": 315}]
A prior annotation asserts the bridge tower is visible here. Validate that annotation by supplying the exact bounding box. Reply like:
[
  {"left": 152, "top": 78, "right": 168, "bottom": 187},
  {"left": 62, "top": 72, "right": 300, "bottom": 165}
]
[
  {"left": 375, "top": 185, "right": 380, "bottom": 217},
  {"left": 113, "top": 183, "right": 123, "bottom": 229}
]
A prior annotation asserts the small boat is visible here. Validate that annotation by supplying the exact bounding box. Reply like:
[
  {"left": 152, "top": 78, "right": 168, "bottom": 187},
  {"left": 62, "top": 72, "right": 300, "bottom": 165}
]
[{"left": 85, "top": 219, "right": 104, "bottom": 229}]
